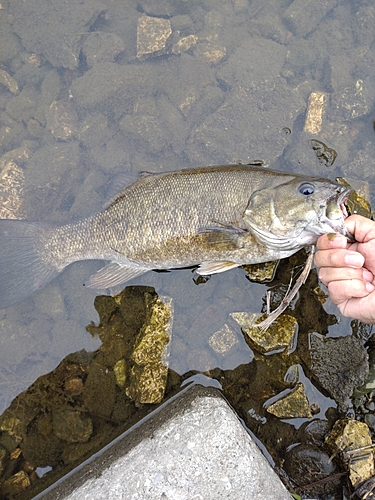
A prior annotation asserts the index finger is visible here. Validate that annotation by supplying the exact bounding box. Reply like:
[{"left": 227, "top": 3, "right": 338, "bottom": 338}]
[
  {"left": 345, "top": 214, "right": 375, "bottom": 244},
  {"left": 316, "top": 233, "right": 348, "bottom": 251}
]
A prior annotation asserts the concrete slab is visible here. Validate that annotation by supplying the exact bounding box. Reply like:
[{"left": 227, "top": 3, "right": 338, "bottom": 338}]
[{"left": 39, "top": 385, "right": 292, "bottom": 499}]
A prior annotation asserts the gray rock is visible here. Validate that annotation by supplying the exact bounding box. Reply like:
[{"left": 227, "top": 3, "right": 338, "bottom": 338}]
[
  {"left": 9, "top": 0, "right": 106, "bottom": 70},
  {"left": 82, "top": 32, "right": 125, "bottom": 67},
  {"left": 189, "top": 79, "right": 305, "bottom": 165},
  {"left": 70, "top": 62, "right": 157, "bottom": 119},
  {"left": 283, "top": 0, "right": 340, "bottom": 37},
  {"left": 308, "top": 332, "right": 369, "bottom": 410},
  {"left": 39, "top": 385, "right": 292, "bottom": 500},
  {"left": 217, "top": 36, "right": 287, "bottom": 86}
]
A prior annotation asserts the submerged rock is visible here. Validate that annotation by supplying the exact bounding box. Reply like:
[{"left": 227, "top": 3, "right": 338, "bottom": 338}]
[
  {"left": 208, "top": 324, "right": 239, "bottom": 355},
  {"left": 308, "top": 333, "right": 369, "bottom": 410},
  {"left": 325, "top": 419, "right": 374, "bottom": 489},
  {"left": 283, "top": 443, "right": 340, "bottom": 498},
  {"left": 242, "top": 261, "right": 278, "bottom": 283},
  {"left": 137, "top": 16, "right": 172, "bottom": 59},
  {"left": 126, "top": 294, "right": 172, "bottom": 405},
  {"left": 0, "top": 286, "right": 173, "bottom": 497},
  {"left": 304, "top": 92, "right": 328, "bottom": 135},
  {"left": 266, "top": 383, "right": 312, "bottom": 419},
  {"left": 231, "top": 312, "right": 297, "bottom": 355}
]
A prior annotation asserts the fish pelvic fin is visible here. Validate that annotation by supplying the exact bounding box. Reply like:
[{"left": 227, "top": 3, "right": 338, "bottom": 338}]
[
  {"left": 0, "top": 219, "right": 60, "bottom": 308},
  {"left": 86, "top": 262, "right": 149, "bottom": 289},
  {"left": 196, "top": 261, "right": 239, "bottom": 276}
]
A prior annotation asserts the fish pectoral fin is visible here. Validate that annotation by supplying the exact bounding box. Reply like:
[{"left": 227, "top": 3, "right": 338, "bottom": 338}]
[
  {"left": 196, "top": 261, "right": 239, "bottom": 276},
  {"left": 86, "top": 263, "right": 149, "bottom": 289},
  {"left": 199, "top": 222, "right": 246, "bottom": 246}
]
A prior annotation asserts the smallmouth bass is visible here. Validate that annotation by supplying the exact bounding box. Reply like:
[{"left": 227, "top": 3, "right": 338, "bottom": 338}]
[{"left": 0, "top": 165, "right": 352, "bottom": 308}]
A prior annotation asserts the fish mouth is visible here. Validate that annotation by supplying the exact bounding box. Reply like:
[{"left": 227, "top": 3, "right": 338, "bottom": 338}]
[
  {"left": 338, "top": 183, "right": 353, "bottom": 217},
  {"left": 337, "top": 187, "right": 355, "bottom": 241}
]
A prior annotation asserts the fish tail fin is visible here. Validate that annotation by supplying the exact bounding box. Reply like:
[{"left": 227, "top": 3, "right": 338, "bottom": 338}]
[{"left": 0, "top": 219, "right": 60, "bottom": 308}]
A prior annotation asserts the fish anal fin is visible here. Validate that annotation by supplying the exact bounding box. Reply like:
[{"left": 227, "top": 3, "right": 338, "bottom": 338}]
[
  {"left": 196, "top": 261, "right": 239, "bottom": 276},
  {"left": 86, "top": 263, "right": 149, "bottom": 289}
]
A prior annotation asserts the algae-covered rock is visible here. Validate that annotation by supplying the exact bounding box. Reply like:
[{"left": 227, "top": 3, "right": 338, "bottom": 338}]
[
  {"left": 82, "top": 362, "right": 116, "bottom": 418},
  {"left": 309, "top": 138, "right": 337, "bottom": 167},
  {"left": 126, "top": 294, "right": 172, "bottom": 405},
  {"left": 325, "top": 419, "right": 374, "bottom": 488},
  {"left": 52, "top": 409, "right": 93, "bottom": 444},
  {"left": 1, "top": 470, "right": 31, "bottom": 497},
  {"left": 266, "top": 383, "right": 312, "bottom": 419},
  {"left": 113, "top": 359, "right": 127, "bottom": 388},
  {"left": 242, "top": 261, "right": 278, "bottom": 283},
  {"left": 231, "top": 312, "right": 297, "bottom": 354}
]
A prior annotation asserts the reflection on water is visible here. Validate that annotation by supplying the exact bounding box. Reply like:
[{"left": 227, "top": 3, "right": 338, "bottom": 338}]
[{"left": 1, "top": 0, "right": 375, "bottom": 497}]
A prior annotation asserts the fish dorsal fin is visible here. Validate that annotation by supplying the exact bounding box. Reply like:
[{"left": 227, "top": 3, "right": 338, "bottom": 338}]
[
  {"left": 86, "top": 263, "right": 149, "bottom": 289},
  {"left": 104, "top": 171, "right": 159, "bottom": 209},
  {"left": 196, "top": 261, "right": 239, "bottom": 276},
  {"left": 103, "top": 172, "right": 139, "bottom": 208}
]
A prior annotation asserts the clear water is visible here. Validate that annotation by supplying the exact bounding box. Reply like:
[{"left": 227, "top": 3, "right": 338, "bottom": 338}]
[{"left": 1, "top": 0, "right": 375, "bottom": 496}]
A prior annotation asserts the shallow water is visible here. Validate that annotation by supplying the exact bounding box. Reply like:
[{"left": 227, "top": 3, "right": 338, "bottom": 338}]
[{"left": 1, "top": 0, "right": 375, "bottom": 497}]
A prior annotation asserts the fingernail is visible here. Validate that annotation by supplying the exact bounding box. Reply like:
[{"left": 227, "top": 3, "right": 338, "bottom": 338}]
[
  {"left": 366, "top": 283, "right": 375, "bottom": 293},
  {"left": 363, "top": 269, "right": 373, "bottom": 282},
  {"left": 344, "top": 253, "right": 364, "bottom": 267}
]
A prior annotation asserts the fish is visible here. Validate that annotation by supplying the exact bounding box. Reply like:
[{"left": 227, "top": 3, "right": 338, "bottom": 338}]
[{"left": 0, "top": 164, "right": 353, "bottom": 308}]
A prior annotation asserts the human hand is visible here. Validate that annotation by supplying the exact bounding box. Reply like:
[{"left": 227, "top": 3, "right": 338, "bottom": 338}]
[{"left": 314, "top": 214, "right": 375, "bottom": 323}]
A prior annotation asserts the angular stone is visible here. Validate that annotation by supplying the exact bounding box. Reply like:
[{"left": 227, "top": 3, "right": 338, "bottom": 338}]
[
  {"left": 283, "top": 0, "right": 340, "bottom": 37},
  {"left": 137, "top": 16, "right": 172, "bottom": 58},
  {"left": 9, "top": 0, "right": 106, "bottom": 69},
  {"left": 208, "top": 324, "right": 239, "bottom": 355},
  {"left": 232, "top": 312, "right": 297, "bottom": 354},
  {"left": 308, "top": 333, "right": 369, "bottom": 410},
  {"left": 266, "top": 383, "right": 312, "bottom": 419},
  {"left": 304, "top": 92, "right": 328, "bottom": 135},
  {"left": 325, "top": 419, "right": 374, "bottom": 488},
  {"left": 52, "top": 410, "right": 93, "bottom": 444},
  {"left": 41, "top": 386, "right": 292, "bottom": 500}
]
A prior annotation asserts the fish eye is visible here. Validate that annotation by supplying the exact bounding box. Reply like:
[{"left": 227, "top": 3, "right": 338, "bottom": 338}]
[{"left": 298, "top": 182, "right": 315, "bottom": 196}]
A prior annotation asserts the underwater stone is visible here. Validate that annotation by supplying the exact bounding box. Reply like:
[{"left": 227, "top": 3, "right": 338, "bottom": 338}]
[
  {"left": 0, "top": 417, "right": 23, "bottom": 444},
  {"left": 52, "top": 409, "right": 93, "bottom": 444},
  {"left": 113, "top": 359, "right": 127, "bottom": 388},
  {"left": 0, "top": 158, "right": 26, "bottom": 220},
  {"left": 172, "top": 34, "right": 198, "bottom": 55},
  {"left": 45, "top": 100, "right": 78, "bottom": 141},
  {"left": 0, "top": 69, "right": 19, "bottom": 94},
  {"left": 242, "top": 261, "right": 278, "bottom": 282},
  {"left": 236, "top": 313, "right": 297, "bottom": 354},
  {"left": 325, "top": 419, "right": 374, "bottom": 488},
  {"left": 283, "top": 0, "right": 339, "bottom": 37},
  {"left": 308, "top": 333, "right": 369, "bottom": 410},
  {"left": 332, "top": 79, "right": 369, "bottom": 121},
  {"left": 266, "top": 383, "right": 312, "bottom": 419},
  {"left": 126, "top": 295, "right": 172, "bottom": 405},
  {"left": 82, "top": 362, "right": 116, "bottom": 418},
  {"left": 1, "top": 470, "right": 31, "bottom": 497},
  {"left": 208, "top": 323, "right": 239, "bottom": 355},
  {"left": 283, "top": 443, "right": 336, "bottom": 491},
  {"left": 304, "top": 92, "right": 327, "bottom": 135},
  {"left": 137, "top": 16, "right": 172, "bottom": 59}
]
